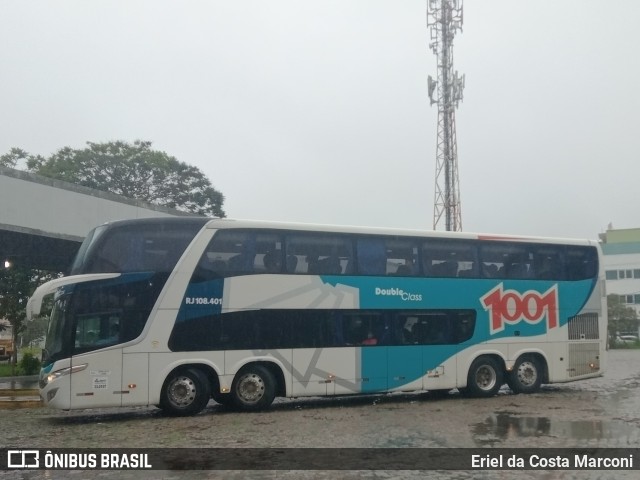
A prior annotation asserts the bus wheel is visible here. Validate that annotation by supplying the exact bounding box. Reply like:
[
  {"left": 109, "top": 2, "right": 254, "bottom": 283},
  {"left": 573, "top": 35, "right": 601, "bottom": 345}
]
[
  {"left": 508, "top": 356, "right": 542, "bottom": 394},
  {"left": 231, "top": 365, "right": 276, "bottom": 411},
  {"left": 160, "top": 368, "right": 211, "bottom": 416},
  {"left": 466, "top": 357, "right": 503, "bottom": 398}
]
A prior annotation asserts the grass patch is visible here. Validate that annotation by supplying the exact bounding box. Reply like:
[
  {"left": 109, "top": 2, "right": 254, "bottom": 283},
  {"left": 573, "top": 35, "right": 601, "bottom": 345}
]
[
  {"left": 611, "top": 342, "right": 640, "bottom": 349},
  {"left": 0, "top": 363, "right": 18, "bottom": 377}
]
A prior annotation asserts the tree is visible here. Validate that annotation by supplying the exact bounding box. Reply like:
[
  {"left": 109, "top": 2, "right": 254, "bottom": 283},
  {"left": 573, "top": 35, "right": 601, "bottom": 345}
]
[
  {"left": 0, "top": 147, "right": 33, "bottom": 169},
  {"left": 607, "top": 294, "right": 639, "bottom": 346},
  {"left": 23, "top": 140, "right": 225, "bottom": 217},
  {"left": 1, "top": 141, "right": 226, "bottom": 372},
  {"left": 0, "top": 265, "right": 58, "bottom": 370}
]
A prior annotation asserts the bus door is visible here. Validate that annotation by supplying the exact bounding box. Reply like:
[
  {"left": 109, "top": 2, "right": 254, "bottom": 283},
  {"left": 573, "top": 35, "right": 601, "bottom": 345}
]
[{"left": 70, "top": 312, "right": 124, "bottom": 409}]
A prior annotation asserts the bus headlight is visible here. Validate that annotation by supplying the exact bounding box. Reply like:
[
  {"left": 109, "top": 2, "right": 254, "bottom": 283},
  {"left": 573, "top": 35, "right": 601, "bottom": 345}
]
[{"left": 41, "top": 364, "right": 88, "bottom": 388}]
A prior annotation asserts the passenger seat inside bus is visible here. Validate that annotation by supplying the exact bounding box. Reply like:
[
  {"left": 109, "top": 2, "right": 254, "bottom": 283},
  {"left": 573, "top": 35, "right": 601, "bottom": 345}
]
[
  {"left": 313, "top": 256, "right": 342, "bottom": 274},
  {"left": 285, "top": 255, "right": 298, "bottom": 273},
  {"left": 395, "top": 264, "right": 413, "bottom": 276},
  {"left": 228, "top": 253, "right": 254, "bottom": 273},
  {"left": 430, "top": 261, "right": 458, "bottom": 277}
]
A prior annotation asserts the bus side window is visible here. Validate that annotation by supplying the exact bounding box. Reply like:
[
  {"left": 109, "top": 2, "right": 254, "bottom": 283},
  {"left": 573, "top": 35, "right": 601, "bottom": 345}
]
[
  {"left": 286, "top": 233, "right": 353, "bottom": 275},
  {"left": 315, "top": 256, "right": 342, "bottom": 274},
  {"left": 565, "top": 247, "right": 598, "bottom": 280},
  {"left": 481, "top": 263, "right": 500, "bottom": 278},
  {"left": 412, "top": 319, "right": 428, "bottom": 344},
  {"left": 262, "top": 250, "right": 282, "bottom": 273},
  {"left": 480, "top": 243, "right": 533, "bottom": 279},
  {"left": 533, "top": 247, "right": 563, "bottom": 280},
  {"left": 228, "top": 253, "right": 254, "bottom": 273},
  {"left": 343, "top": 314, "right": 365, "bottom": 345},
  {"left": 398, "top": 315, "right": 418, "bottom": 344},
  {"left": 423, "top": 239, "right": 477, "bottom": 278},
  {"left": 453, "top": 315, "right": 476, "bottom": 343},
  {"left": 504, "top": 258, "right": 533, "bottom": 279},
  {"left": 430, "top": 261, "right": 458, "bottom": 277},
  {"left": 191, "top": 255, "right": 226, "bottom": 281},
  {"left": 357, "top": 238, "right": 386, "bottom": 275},
  {"left": 385, "top": 238, "right": 419, "bottom": 276},
  {"left": 193, "top": 231, "right": 285, "bottom": 279}
]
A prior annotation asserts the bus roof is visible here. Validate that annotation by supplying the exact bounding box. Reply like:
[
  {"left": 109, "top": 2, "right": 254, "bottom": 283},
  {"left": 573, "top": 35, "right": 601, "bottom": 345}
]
[
  {"left": 202, "top": 218, "right": 597, "bottom": 247},
  {"left": 93, "top": 216, "right": 595, "bottom": 247}
]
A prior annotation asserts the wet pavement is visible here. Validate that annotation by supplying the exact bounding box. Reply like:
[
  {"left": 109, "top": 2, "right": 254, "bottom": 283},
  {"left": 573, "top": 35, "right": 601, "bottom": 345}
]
[
  {"left": 0, "top": 374, "right": 39, "bottom": 390},
  {"left": 0, "top": 375, "right": 40, "bottom": 407},
  {"left": 1, "top": 349, "right": 639, "bottom": 479}
]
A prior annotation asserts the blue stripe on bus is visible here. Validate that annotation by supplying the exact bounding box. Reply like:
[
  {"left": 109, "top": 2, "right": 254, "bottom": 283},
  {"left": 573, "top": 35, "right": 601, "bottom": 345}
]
[
  {"left": 177, "top": 275, "right": 596, "bottom": 394},
  {"left": 179, "top": 279, "right": 225, "bottom": 320}
]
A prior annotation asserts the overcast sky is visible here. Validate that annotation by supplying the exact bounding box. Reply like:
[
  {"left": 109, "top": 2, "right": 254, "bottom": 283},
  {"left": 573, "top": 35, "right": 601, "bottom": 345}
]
[{"left": 2, "top": 0, "right": 638, "bottom": 240}]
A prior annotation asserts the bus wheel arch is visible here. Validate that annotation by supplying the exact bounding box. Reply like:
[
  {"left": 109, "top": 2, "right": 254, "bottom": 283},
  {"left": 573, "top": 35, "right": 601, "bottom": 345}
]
[
  {"left": 230, "top": 362, "right": 282, "bottom": 411},
  {"left": 159, "top": 366, "right": 212, "bottom": 416},
  {"left": 507, "top": 353, "right": 547, "bottom": 394},
  {"left": 462, "top": 355, "right": 505, "bottom": 398}
]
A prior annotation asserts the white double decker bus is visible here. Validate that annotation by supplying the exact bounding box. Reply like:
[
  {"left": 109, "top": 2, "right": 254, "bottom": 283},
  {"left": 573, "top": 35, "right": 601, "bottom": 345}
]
[{"left": 28, "top": 218, "right": 607, "bottom": 415}]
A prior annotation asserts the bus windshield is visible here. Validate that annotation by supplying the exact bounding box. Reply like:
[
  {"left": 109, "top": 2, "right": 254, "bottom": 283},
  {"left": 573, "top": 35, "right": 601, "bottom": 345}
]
[{"left": 43, "top": 272, "right": 170, "bottom": 366}]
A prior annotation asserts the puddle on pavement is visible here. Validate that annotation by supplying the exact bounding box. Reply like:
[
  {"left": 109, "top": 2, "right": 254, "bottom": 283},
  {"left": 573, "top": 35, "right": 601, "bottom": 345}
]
[
  {"left": 0, "top": 379, "right": 39, "bottom": 390},
  {"left": 473, "top": 413, "right": 640, "bottom": 446},
  {"left": 0, "top": 396, "right": 42, "bottom": 409},
  {"left": 0, "top": 377, "right": 41, "bottom": 409}
]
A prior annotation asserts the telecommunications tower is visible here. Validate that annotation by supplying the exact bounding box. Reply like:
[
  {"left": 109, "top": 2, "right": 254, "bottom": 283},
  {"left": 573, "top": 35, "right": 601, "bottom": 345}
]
[{"left": 427, "top": 0, "right": 465, "bottom": 231}]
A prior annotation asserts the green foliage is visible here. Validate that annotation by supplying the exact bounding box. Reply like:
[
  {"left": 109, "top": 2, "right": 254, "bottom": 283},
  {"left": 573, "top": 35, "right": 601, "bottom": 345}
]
[
  {"left": 613, "top": 339, "right": 640, "bottom": 349},
  {"left": 2, "top": 140, "right": 227, "bottom": 366},
  {"left": 0, "top": 266, "right": 58, "bottom": 364},
  {"left": 24, "top": 140, "right": 225, "bottom": 217},
  {"left": 0, "top": 147, "right": 33, "bottom": 169},
  {"left": 18, "top": 352, "right": 41, "bottom": 375},
  {"left": 0, "top": 265, "right": 32, "bottom": 331}
]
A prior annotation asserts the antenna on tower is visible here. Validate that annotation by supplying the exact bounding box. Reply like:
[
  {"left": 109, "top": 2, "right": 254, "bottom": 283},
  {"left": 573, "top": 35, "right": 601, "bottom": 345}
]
[{"left": 428, "top": 0, "right": 465, "bottom": 231}]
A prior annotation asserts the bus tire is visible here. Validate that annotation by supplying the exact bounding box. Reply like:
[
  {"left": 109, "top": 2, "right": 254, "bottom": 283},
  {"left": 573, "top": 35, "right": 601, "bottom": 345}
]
[
  {"left": 231, "top": 364, "right": 276, "bottom": 411},
  {"left": 160, "top": 368, "right": 211, "bottom": 416},
  {"left": 465, "top": 357, "right": 503, "bottom": 398},
  {"left": 508, "top": 355, "right": 543, "bottom": 394}
]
